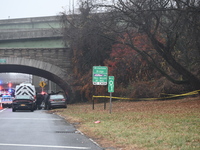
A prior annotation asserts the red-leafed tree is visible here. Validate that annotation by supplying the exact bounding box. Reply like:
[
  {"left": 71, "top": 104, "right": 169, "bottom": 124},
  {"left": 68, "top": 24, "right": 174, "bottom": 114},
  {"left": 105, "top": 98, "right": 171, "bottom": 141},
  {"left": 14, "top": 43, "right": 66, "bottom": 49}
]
[
  {"left": 98, "top": 0, "right": 200, "bottom": 91},
  {"left": 105, "top": 32, "right": 164, "bottom": 86},
  {"left": 61, "top": 0, "right": 200, "bottom": 102}
]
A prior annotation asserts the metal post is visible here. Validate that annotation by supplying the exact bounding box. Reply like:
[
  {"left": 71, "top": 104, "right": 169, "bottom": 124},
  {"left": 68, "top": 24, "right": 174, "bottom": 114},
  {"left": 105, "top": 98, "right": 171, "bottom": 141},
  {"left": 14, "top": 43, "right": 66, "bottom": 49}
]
[
  {"left": 109, "top": 92, "right": 112, "bottom": 114},
  {"left": 92, "top": 96, "right": 94, "bottom": 110},
  {"left": 92, "top": 85, "right": 96, "bottom": 110}
]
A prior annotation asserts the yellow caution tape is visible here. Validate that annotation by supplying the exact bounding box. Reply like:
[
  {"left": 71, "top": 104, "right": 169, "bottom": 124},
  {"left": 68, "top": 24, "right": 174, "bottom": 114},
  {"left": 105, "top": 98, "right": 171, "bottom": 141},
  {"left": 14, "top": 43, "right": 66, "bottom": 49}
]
[{"left": 93, "top": 89, "right": 200, "bottom": 101}]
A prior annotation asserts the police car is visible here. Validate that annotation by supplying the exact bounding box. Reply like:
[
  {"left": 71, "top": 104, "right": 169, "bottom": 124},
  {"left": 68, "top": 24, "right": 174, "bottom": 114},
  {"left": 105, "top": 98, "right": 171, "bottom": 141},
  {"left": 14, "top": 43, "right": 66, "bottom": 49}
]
[{"left": 1, "top": 94, "right": 13, "bottom": 108}]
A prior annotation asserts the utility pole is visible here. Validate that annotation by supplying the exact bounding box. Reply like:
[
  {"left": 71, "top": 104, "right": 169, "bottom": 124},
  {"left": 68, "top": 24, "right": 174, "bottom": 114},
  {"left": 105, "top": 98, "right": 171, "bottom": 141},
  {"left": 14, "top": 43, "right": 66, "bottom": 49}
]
[
  {"left": 69, "top": 0, "right": 71, "bottom": 13},
  {"left": 72, "top": 0, "right": 74, "bottom": 14}
]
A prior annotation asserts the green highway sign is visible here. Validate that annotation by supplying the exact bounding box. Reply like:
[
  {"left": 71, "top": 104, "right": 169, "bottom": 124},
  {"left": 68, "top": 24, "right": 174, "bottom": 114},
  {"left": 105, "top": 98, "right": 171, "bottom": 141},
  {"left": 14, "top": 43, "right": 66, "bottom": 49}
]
[
  {"left": 108, "top": 76, "right": 114, "bottom": 93},
  {"left": 92, "top": 66, "right": 108, "bottom": 85}
]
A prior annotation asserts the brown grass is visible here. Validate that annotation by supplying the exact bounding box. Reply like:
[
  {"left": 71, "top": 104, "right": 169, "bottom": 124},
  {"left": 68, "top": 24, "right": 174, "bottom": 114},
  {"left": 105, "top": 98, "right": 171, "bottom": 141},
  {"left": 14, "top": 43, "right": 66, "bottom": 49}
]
[{"left": 50, "top": 96, "right": 200, "bottom": 150}]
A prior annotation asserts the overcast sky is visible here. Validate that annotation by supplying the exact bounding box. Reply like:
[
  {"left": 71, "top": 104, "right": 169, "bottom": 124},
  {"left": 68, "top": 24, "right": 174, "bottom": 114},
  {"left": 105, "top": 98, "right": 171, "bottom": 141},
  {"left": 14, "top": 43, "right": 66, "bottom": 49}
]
[{"left": 0, "top": 0, "right": 79, "bottom": 20}]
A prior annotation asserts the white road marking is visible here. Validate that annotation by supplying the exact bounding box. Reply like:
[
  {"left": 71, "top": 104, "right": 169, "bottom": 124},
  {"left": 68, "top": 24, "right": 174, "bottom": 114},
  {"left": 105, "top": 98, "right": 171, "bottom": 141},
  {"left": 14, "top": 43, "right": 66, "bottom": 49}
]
[
  {"left": 0, "top": 108, "right": 6, "bottom": 112},
  {"left": 0, "top": 118, "right": 62, "bottom": 120},
  {"left": 0, "top": 143, "right": 91, "bottom": 149}
]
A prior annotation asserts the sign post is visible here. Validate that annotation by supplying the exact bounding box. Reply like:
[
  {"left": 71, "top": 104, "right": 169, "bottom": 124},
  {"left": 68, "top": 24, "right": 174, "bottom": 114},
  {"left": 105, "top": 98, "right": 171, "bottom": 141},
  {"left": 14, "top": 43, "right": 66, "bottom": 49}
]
[{"left": 108, "top": 76, "right": 114, "bottom": 114}]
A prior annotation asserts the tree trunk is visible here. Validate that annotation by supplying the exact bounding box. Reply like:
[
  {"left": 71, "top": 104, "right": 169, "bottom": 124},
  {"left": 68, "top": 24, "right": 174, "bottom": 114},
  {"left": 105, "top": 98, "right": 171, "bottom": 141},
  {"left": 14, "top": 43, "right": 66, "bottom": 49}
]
[{"left": 163, "top": 51, "right": 200, "bottom": 90}]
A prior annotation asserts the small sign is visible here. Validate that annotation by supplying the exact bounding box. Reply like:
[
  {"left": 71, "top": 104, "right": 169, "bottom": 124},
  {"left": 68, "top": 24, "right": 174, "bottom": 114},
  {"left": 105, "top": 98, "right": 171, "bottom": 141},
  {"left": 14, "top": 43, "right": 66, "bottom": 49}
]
[
  {"left": 0, "top": 59, "right": 6, "bottom": 63},
  {"left": 108, "top": 76, "right": 114, "bottom": 93},
  {"left": 92, "top": 66, "right": 108, "bottom": 85},
  {"left": 39, "top": 81, "right": 46, "bottom": 88}
]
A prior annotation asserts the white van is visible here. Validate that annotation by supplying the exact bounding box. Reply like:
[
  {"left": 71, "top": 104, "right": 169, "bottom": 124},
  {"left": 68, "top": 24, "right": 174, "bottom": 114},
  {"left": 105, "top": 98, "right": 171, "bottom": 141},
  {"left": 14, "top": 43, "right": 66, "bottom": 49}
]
[
  {"left": 14, "top": 83, "right": 37, "bottom": 110},
  {"left": 15, "top": 83, "right": 36, "bottom": 99}
]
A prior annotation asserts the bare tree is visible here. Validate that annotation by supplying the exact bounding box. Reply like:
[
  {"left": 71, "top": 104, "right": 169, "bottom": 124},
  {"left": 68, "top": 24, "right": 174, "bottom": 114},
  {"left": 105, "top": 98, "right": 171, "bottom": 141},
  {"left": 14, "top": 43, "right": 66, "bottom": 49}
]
[
  {"left": 94, "top": 0, "right": 200, "bottom": 90},
  {"left": 61, "top": 1, "right": 114, "bottom": 76}
]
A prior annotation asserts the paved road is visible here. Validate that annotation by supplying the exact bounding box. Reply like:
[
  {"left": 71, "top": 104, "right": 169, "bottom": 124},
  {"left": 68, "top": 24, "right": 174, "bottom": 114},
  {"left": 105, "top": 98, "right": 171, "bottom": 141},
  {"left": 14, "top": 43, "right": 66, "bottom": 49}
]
[{"left": 0, "top": 108, "right": 102, "bottom": 150}]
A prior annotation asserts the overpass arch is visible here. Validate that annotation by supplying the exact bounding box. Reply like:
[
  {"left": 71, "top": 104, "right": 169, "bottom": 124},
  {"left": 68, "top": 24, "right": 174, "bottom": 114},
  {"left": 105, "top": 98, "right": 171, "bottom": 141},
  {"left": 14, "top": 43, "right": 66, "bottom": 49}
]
[
  {"left": 0, "top": 16, "right": 74, "bottom": 102},
  {"left": 0, "top": 57, "right": 72, "bottom": 100}
]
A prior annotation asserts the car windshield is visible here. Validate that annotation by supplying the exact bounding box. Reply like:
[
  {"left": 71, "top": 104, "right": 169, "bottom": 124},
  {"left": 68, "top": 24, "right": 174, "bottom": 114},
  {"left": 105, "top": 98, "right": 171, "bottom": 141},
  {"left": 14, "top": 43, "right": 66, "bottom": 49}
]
[{"left": 50, "top": 95, "right": 64, "bottom": 99}]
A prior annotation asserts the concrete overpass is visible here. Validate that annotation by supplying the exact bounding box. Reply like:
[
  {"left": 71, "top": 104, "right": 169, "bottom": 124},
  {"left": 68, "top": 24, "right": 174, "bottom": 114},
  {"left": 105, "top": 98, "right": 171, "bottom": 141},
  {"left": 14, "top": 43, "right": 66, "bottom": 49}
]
[{"left": 0, "top": 16, "right": 73, "bottom": 101}]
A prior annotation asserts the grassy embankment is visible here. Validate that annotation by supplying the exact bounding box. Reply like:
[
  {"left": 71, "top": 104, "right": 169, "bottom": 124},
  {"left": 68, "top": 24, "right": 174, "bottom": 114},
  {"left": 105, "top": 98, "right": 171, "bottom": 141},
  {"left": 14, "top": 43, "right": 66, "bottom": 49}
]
[{"left": 51, "top": 97, "right": 200, "bottom": 150}]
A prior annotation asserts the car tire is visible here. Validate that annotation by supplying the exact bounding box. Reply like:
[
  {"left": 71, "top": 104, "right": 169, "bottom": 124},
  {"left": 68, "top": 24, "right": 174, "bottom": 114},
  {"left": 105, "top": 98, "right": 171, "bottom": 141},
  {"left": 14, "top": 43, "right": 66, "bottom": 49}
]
[
  {"left": 12, "top": 108, "right": 16, "bottom": 112},
  {"left": 34, "top": 104, "right": 37, "bottom": 110}
]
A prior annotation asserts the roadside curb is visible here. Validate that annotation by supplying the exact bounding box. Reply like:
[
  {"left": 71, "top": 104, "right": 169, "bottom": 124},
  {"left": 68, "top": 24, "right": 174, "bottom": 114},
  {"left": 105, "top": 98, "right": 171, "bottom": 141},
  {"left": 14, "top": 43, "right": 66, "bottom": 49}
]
[
  {"left": 54, "top": 113, "right": 104, "bottom": 149},
  {"left": 76, "top": 129, "right": 101, "bottom": 148}
]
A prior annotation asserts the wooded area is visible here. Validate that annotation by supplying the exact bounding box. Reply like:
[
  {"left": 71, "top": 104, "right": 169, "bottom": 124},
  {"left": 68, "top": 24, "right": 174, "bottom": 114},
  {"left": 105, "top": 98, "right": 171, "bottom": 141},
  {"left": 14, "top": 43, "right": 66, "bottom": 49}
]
[{"left": 60, "top": 0, "right": 200, "bottom": 102}]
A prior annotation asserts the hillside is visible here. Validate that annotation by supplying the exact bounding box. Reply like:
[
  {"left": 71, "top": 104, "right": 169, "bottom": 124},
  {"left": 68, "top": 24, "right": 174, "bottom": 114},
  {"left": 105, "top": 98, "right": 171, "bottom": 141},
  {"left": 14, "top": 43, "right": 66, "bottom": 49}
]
[{"left": 50, "top": 96, "right": 200, "bottom": 150}]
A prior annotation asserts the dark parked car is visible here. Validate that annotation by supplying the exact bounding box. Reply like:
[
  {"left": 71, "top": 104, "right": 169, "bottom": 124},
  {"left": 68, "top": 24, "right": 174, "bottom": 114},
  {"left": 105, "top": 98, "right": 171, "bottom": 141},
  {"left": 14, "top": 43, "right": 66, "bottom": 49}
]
[
  {"left": 45, "top": 94, "right": 67, "bottom": 110},
  {"left": 12, "top": 95, "right": 35, "bottom": 112}
]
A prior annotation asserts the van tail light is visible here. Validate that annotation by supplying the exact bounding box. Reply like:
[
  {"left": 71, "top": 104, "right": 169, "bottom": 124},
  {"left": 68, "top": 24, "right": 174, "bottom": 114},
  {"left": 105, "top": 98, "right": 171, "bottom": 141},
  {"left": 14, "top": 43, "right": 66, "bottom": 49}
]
[
  {"left": 49, "top": 99, "right": 54, "bottom": 101},
  {"left": 62, "top": 99, "right": 65, "bottom": 101}
]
